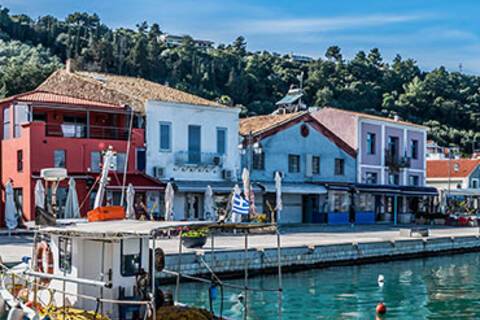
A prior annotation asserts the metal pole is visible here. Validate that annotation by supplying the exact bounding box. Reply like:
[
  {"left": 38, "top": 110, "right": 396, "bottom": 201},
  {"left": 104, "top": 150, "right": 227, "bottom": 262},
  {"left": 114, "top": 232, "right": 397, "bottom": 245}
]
[
  {"left": 175, "top": 230, "right": 183, "bottom": 303},
  {"left": 151, "top": 238, "right": 157, "bottom": 320},
  {"left": 243, "top": 233, "right": 248, "bottom": 320},
  {"left": 276, "top": 230, "right": 283, "bottom": 320},
  {"left": 100, "top": 241, "right": 105, "bottom": 315},
  {"left": 210, "top": 232, "right": 215, "bottom": 268},
  {"left": 120, "top": 107, "right": 135, "bottom": 207}
]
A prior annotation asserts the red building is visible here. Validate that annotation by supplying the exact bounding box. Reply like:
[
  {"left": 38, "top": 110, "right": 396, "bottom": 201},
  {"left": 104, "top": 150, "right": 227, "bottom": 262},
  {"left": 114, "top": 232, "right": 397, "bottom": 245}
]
[{"left": 0, "top": 90, "right": 163, "bottom": 224}]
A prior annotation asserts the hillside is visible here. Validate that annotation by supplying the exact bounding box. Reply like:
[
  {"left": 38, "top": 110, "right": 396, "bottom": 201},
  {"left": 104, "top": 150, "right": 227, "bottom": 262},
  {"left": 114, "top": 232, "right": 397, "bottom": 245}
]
[{"left": 1, "top": 6, "right": 480, "bottom": 153}]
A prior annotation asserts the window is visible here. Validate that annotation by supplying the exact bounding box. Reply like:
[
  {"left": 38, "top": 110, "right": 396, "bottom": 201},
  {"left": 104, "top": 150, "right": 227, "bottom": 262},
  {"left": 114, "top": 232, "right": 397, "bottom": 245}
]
[
  {"left": 120, "top": 239, "right": 142, "bottom": 277},
  {"left": 3, "top": 107, "right": 10, "bottom": 139},
  {"left": 17, "top": 150, "right": 23, "bottom": 172},
  {"left": 253, "top": 152, "right": 265, "bottom": 170},
  {"left": 91, "top": 151, "right": 101, "bottom": 173},
  {"left": 365, "top": 172, "right": 378, "bottom": 184},
  {"left": 59, "top": 237, "right": 72, "bottom": 273},
  {"left": 159, "top": 122, "right": 172, "bottom": 151},
  {"left": 216, "top": 127, "right": 227, "bottom": 155},
  {"left": 387, "top": 136, "right": 399, "bottom": 158},
  {"left": 472, "top": 179, "right": 479, "bottom": 189},
  {"left": 116, "top": 152, "right": 126, "bottom": 172},
  {"left": 367, "top": 133, "right": 376, "bottom": 155},
  {"left": 334, "top": 158, "right": 345, "bottom": 176},
  {"left": 411, "top": 139, "right": 419, "bottom": 160},
  {"left": 288, "top": 154, "right": 300, "bottom": 173},
  {"left": 388, "top": 173, "right": 400, "bottom": 185},
  {"left": 136, "top": 148, "right": 146, "bottom": 172},
  {"left": 409, "top": 175, "right": 420, "bottom": 186},
  {"left": 54, "top": 149, "right": 66, "bottom": 168},
  {"left": 312, "top": 156, "right": 320, "bottom": 175},
  {"left": 62, "top": 115, "right": 86, "bottom": 138},
  {"left": 188, "top": 125, "right": 201, "bottom": 164},
  {"left": 14, "top": 104, "right": 29, "bottom": 138}
]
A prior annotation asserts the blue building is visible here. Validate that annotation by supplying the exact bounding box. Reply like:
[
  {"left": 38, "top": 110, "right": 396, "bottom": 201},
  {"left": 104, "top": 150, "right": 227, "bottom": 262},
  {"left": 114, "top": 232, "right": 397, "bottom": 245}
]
[{"left": 239, "top": 111, "right": 358, "bottom": 224}]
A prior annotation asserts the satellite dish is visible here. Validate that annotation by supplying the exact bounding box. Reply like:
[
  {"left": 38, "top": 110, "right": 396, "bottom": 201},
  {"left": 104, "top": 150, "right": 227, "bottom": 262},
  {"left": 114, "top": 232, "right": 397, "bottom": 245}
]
[{"left": 40, "top": 168, "right": 68, "bottom": 182}]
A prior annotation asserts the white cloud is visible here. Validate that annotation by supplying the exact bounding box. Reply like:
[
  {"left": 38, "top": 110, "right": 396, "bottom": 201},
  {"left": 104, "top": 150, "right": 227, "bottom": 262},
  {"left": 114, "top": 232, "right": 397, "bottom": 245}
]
[{"left": 236, "top": 13, "right": 430, "bottom": 35}]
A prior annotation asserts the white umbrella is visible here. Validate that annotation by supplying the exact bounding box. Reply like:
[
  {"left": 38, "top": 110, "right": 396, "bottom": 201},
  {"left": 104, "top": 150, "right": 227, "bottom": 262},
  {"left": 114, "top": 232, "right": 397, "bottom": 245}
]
[
  {"left": 275, "top": 171, "right": 283, "bottom": 223},
  {"left": 64, "top": 177, "right": 79, "bottom": 219},
  {"left": 34, "top": 180, "right": 45, "bottom": 210},
  {"left": 164, "top": 182, "right": 174, "bottom": 221},
  {"left": 126, "top": 183, "right": 135, "bottom": 219},
  {"left": 230, "top": 184, "right": 242, "bottom": 223},
  {"left": 204, "top": 185, "right": 215, "bottom": 221},
  {"left": 4, "top": 180, "right": 18, "bottom": 230}
]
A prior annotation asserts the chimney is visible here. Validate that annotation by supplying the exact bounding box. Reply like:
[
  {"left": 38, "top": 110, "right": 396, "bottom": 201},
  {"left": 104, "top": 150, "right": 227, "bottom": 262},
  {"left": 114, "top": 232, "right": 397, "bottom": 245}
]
[{"left": 65, "top": 58, "right": 75, "bottom": 73}]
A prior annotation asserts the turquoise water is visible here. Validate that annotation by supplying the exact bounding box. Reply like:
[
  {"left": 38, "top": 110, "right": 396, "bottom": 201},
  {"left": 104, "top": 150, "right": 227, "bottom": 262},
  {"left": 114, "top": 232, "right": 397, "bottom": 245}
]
[{"left": 163, "top": 252, "right": 480, "bottom": 319}]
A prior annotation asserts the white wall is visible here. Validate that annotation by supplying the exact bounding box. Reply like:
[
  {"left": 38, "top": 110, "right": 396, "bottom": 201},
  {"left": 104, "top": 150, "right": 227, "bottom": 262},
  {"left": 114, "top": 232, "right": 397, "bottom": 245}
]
[{"left": 146, "top": 101, "right": 241, "bottom": 182}]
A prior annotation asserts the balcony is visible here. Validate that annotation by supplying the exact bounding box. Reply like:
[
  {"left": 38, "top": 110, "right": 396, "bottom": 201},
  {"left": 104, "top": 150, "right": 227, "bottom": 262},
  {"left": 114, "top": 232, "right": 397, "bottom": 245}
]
[
  {"left": 385, "top": 150, "right": 411, "bottom": 171},
  {"left": 45, "top": 124, "right": 129, "bottom": 140},
  {"left": 174, "top": 151, "right": 224, "bottom": 167}
]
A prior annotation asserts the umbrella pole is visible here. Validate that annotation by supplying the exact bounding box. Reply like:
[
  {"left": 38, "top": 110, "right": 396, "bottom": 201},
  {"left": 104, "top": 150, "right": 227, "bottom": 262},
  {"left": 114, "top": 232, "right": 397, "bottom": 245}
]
[{"left": 243, "top": 232, "right": 249, "bottom": 320}]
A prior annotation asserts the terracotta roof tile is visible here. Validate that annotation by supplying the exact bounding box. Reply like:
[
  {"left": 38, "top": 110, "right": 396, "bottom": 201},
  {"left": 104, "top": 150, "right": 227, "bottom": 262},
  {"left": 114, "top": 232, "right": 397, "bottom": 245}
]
[
  {"left": 427, "top": 159, "right": 480, "bottom": 178},
  {"left": 239, "top": 112, "right": 305, "bottom": 135},
  {"left": 37, "top": 70, "right": 225, "bottom": 113},
  {"left": 0, "top": 90, "right": 124, "bottom": 109}
]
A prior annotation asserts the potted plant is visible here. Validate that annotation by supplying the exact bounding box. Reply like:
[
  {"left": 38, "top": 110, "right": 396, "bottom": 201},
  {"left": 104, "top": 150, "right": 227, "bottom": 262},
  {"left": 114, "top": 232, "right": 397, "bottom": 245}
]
[{"left": 181, "top": 227, "right": 208, "bottom": 248}]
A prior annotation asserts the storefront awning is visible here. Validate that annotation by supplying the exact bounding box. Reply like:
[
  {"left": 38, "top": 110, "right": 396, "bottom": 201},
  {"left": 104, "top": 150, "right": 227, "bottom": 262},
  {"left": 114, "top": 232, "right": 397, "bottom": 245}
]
[
  {"left": 99, "top": 173, "right": 165, "bottom": 191},
  {"left": 442, "top": 188, "right": 480, "bottom": 197},
  {"left": 172, "top": 180, "right": 262, "bottom": 193},
  {"left": 259, "top": 182, "right": 327, "bottom": 194},
  {"left": 354, "top": 183, "right": 437, "bottom": 196}
]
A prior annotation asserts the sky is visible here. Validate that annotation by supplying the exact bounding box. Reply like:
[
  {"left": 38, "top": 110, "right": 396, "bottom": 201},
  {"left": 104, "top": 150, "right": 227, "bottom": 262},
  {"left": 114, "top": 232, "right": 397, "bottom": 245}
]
[{"left": 3, "top": 0, "right": 480, "bottom": 74}]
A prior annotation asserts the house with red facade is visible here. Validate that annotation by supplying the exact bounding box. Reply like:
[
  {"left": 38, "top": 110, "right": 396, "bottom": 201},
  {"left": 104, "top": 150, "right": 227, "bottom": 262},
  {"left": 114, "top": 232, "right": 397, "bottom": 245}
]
[{"left": 0, "top": 77, "right": 170, "bottom": 224}]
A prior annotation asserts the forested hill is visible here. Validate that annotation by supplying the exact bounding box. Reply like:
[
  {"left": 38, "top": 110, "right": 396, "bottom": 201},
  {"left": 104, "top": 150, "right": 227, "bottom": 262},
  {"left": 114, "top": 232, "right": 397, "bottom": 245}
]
[{"left": 1, "top": 7, "right": 480, "bottom": 153}]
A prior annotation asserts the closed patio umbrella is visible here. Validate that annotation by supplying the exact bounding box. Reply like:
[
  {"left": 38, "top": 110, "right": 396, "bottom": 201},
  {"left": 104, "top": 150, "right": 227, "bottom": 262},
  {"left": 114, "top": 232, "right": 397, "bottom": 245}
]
[
  {"left": 64, "top": 177, "right": 79, "bottom": 219},
  {"left": 126, "top": 183, "right": 135, "bottom": 219},
  {"left": 4, "top": 180, "right": 18, "bottom": 230},
  {"left": 34, "top": 180, "right": 45, "bottom": 210},
  {"left": 164, "top": 182, "right": 174, "bottom": 221},
  {"left": 242, "top": 168, "right": 251, "bottom": 219},
  {"left": 204, "top": 185, "right": 215, "bottom": 221},
  {"left": 275, "top": 171, "right": 283, "bottom": 223}
]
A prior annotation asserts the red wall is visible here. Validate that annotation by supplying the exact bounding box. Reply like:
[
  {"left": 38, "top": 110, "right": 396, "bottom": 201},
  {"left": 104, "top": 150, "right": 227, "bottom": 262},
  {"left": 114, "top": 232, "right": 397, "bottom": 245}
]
[{"left": 0, "top": 104, "right": 145, "bottom": 223}]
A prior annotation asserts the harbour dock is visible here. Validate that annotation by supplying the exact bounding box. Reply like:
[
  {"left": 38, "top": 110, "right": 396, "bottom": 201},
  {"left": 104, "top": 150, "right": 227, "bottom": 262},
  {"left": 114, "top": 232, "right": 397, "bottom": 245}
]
[{"left": 3, "top": 225, "right": 480, "bottom": 281}]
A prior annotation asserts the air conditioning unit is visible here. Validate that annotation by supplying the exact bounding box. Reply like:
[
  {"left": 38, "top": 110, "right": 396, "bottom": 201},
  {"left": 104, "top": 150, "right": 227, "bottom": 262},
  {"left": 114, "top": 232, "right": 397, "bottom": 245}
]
[
  {"left": 212, "top": 156, "right": 223, "bottom": 166},
  {"left": 222, "top": 169, "right": 233, "bottom": 181},
  {"left": 153, "top": 166, "right": 165, "bottom": 179},
  {"left": 273, "top": 170, "right": 285, "bottom": 179}
]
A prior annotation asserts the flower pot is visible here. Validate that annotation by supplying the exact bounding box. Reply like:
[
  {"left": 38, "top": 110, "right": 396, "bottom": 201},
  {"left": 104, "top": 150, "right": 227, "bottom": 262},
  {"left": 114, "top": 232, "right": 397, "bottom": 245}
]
[{"left": 182, "top": 236, "right": 207, "bottom": 248}]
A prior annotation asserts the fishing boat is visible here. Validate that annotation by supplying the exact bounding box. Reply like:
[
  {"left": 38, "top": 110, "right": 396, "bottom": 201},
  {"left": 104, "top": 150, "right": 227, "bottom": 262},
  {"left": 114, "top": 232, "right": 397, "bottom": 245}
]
[{"left": 0, "top": 146, "right": 283, "bottom": 320}]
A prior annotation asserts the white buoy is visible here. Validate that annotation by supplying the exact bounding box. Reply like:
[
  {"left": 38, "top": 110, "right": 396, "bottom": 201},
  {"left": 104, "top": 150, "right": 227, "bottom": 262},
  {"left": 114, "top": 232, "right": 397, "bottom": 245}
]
[{"left": 378, "top": 274, "right": 385, "bottom": 286}]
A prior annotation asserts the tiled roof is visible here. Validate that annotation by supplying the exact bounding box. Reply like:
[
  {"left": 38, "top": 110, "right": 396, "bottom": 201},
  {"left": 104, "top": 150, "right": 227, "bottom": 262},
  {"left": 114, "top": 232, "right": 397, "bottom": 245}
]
[
  {"left": 239, "top": 112, "right": 305, "bottom": 135},
  {"left": 0, "top": 90, "right": 124, "bottom": 109},
  {"left": 37, "top": 70, "right": 225, "bottom": 113},
  {"left": 321, "top": 107, "right": 427, "bottom": 129},
  {"left": 427, "top": 159, "right": 480, "bottom": 178},
  {"left": 240, "top": 111, "right": 357, "bottom": 158}
]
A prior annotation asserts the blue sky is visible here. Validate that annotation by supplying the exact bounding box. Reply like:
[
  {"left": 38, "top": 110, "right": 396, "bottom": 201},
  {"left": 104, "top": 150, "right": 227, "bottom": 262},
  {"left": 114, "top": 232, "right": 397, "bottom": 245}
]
[{"left": 3, "top": 0, "right": 480, "bottom": 74}]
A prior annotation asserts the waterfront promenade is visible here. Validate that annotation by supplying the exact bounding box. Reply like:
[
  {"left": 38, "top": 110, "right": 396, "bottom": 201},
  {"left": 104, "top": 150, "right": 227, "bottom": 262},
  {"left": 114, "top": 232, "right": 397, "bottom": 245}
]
[{"left": 1, "top": 225, "right": 479, "bottom": 265}]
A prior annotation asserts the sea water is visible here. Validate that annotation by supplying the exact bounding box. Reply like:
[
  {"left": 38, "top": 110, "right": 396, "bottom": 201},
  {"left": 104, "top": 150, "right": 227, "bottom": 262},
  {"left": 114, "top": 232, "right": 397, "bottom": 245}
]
[{"left": 162, "top": 252, "right": 480, "bottom": 319}]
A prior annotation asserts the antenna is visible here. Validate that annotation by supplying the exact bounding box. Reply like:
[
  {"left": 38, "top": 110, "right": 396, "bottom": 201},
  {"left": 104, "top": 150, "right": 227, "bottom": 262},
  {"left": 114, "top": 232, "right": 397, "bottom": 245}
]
[{"left": 459, "top": 63, "right": 463, "bottom": 73}]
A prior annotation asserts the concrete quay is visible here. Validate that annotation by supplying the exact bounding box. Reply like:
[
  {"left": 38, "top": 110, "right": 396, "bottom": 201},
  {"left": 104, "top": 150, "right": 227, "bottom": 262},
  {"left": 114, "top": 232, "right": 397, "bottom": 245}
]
[{"left": 2, "top": 225, "right": 480, "bottom": 280}]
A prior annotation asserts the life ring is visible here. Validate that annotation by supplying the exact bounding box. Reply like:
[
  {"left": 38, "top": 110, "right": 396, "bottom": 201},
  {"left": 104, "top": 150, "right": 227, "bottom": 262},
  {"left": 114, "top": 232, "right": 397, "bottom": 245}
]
[{"left": 35, "top": 241, "right": 54, "bottom": 285}]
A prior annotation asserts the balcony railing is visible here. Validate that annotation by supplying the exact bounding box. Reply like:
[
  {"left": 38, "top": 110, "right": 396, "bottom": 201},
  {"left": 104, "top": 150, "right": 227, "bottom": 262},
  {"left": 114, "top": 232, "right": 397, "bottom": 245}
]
[
  {"left": 45, "top": 124, "right": 129, "bottom": 140},
  {"left": 385, "top": 149, "right": 411, "bottom": 170},
  {"left": 174, "top": 151, "right": 224, "bottom": 167}
]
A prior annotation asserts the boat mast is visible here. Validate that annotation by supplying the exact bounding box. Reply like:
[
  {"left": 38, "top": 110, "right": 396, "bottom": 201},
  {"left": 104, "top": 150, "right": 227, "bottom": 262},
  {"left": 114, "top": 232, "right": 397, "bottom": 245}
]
[{"left": 94, "top": 146, "right": 116, "bottom": 209}]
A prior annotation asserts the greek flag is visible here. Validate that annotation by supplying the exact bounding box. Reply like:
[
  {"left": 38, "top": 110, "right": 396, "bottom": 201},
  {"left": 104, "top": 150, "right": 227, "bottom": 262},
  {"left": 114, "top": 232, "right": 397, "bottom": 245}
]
[{"left": 232, "top": 193, "right": 250, "bottom": 215}]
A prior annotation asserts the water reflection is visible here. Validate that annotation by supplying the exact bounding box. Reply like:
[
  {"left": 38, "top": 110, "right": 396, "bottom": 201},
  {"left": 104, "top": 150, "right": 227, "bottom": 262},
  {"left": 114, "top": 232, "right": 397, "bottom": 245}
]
[{"left": 162, "top": 253, "right": 480, "bottom": 319}]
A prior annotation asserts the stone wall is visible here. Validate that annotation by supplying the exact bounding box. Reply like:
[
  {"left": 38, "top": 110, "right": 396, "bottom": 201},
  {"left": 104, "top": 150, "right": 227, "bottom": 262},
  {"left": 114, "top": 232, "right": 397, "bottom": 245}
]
[{"left": 157, "top": 236, "right": 480, "bottom": 283}]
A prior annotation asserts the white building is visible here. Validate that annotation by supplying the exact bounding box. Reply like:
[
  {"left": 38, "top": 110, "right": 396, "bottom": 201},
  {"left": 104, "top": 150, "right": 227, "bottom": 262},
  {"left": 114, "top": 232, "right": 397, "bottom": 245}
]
[{"left": 146, "top": 100, "right": 241, "bottom": 220}]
